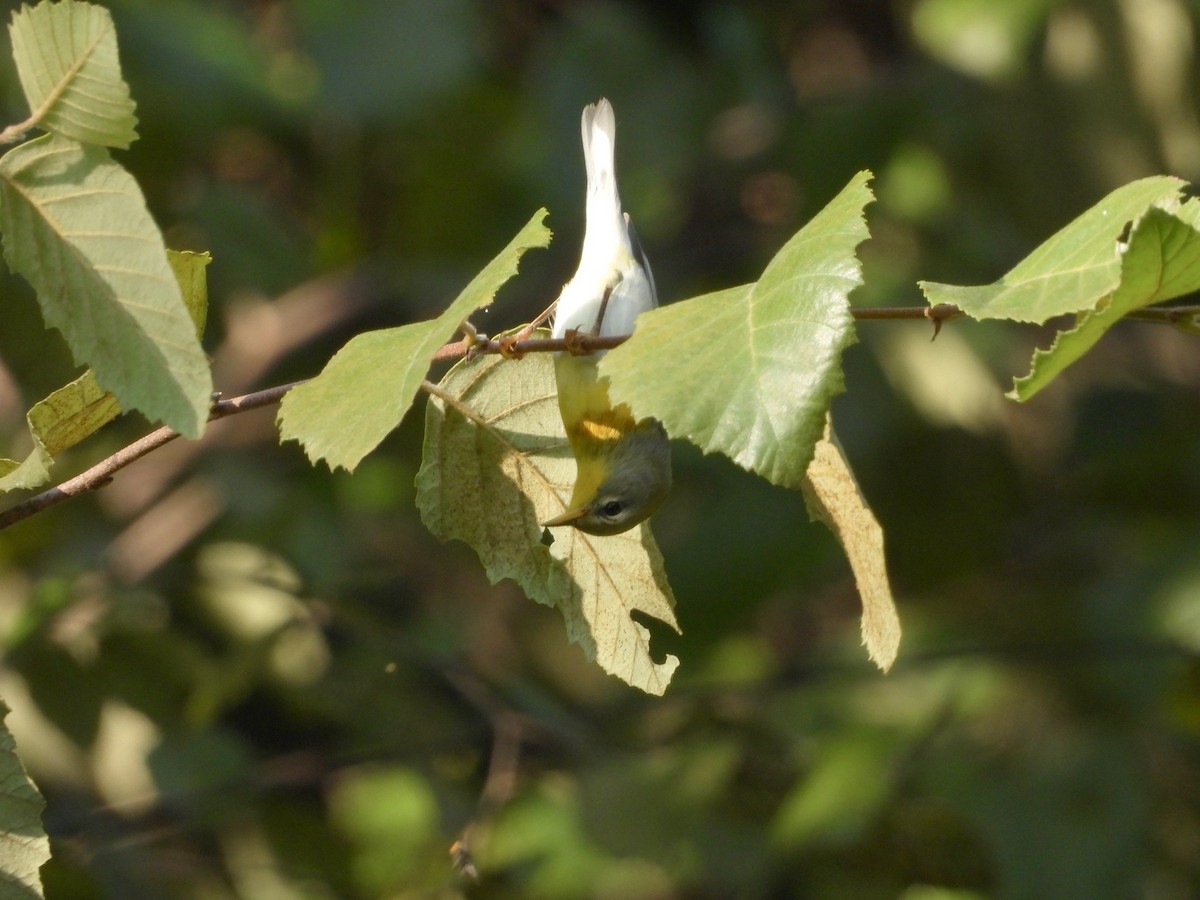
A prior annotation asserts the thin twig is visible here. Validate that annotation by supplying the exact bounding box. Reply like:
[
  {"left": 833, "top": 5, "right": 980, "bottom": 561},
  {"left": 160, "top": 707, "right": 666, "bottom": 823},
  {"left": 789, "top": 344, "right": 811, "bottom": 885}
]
[
  {"left": 450, "top": 710, "right": 523, "bottom": 881},
  {"left": 2, "top": 300, "right": 1196, "bottom": 532},
  {"left": 0, "top": 381, "right": 305, "bottom": 531},
  {"left": 427, "top": 303, "right": 1200, "bottom": 362}
]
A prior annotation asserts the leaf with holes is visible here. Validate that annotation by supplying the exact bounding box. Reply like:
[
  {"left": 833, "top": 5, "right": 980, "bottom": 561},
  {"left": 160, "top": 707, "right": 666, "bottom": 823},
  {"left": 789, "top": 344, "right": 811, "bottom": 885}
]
[{"left": 415, "top": 344, "right": 679, "bottom": 695}]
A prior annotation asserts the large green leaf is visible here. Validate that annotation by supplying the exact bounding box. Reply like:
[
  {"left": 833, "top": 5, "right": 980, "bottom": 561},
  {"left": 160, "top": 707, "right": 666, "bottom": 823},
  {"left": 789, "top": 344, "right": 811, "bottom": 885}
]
[
  {"left": 415, "top": 345, "right": 679, "bottom": 695},
  {"left": 8, "top": 0, "right": 138, "bottom": 148},
  {"left": 921, "top": 176, "right": 1184, "bottom": 323},
  {"left": 0, "top": 135, "right": 211, "bottom": 438},
  {"left": 0, "top": 251, "right": 211, "bottom": 492},
  {"left": 0, "top": 701, "right": 49, "bottom": 898},
  {"left": 1011, "top": 203, "right": 1200, "bottom": 400},
  {"left": 278, "top": 210, "right": 550, "bottom": 471},
  {"left": 601, "top": 171, "right": 872, "bottom": 489}
]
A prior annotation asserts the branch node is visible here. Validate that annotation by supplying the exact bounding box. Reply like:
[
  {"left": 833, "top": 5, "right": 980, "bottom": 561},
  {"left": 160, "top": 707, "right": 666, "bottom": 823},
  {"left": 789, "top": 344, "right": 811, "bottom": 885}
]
[
  {"left": 562, "top": 328, "right": 591, "bottom": 356},
  {"left": 497, "top": 335, "right": 525, "bottom": 359}
]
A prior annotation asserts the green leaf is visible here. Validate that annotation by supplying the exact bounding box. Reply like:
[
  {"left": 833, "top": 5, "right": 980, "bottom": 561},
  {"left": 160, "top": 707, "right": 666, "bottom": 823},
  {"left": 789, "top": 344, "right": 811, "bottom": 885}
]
[
  {"left": 0, "top": 134, "right": 212, "bottom": 438},
  {"left": 601, "top": 171, "right": 873, "bottom": 489},
  {"left": 801, "top": 422, "right": 900, "bottom": 671},
  {"left": 0, "top": 371, "right": 118, "bottom": 492},
  {"left": 278, "top": 209, "right": 551, "bottom": 472},
  {"left": 8, "top": 0, "right": 138, "bottom": 148},
  {"left": 169, "top": 249, "right": 212, "bottom": 336},
  {"left": 415, "top": 345, "right": 679, "bottom": 695},
  {"left": 921, "top": 176, "right": 1184, "bottom": 323},
  {"left": 1010, "top": 203, "right": 1200, "bottom": 400},
  {"left": 0, "top": 251, "right": 210, "bottom": 492},
  {"left": 0, "top": 701, "right": 49, "bottom": 898}
]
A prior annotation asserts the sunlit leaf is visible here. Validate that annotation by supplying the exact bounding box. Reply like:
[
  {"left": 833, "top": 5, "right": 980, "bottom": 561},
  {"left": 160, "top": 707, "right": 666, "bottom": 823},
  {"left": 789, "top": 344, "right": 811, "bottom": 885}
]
[
  {"left": 0, "top": 701, "right": 49, "bottom": 898},
  {"left": 8, "top": 0, "right": 138, "bottom": 148},
  {"left": 415, "top": 344, "right": 679, "bottom": 695},
  {"left": 921, "top": 176, "right": 1184, "bottom": 323},
  {"left": 0, "top": 371, "right": 118, "bottom": 492},
  {"left": 0, "top": 250, "right": 212, "bottom": 492},
  {"left": 1011, "top": 203, "right": 1200, "bottom": 400},
  {"left": 601, "top": 171, "right": 872, "bottom": 489},
  {"left": 801, "top": 423, "right": 900, "bottom": 671},
  {"left": 278, "top": 210, "right": 550, "bottom": 471},
  {"left": 0, "top": 134, "right": 211, "bottom": 437}
]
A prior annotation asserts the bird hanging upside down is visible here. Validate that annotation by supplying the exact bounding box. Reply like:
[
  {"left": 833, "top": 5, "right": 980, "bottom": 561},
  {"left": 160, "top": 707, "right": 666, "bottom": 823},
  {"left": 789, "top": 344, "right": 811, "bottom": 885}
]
[{"left": 542, "top": 98, "right": 671, "bottom": 536}]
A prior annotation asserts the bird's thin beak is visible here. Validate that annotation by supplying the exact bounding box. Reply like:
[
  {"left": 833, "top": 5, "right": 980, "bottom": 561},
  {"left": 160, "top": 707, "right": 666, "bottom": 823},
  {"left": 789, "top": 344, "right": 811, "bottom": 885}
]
[{"left": 543, "top": 506, "right": 587, "bottom": 527}]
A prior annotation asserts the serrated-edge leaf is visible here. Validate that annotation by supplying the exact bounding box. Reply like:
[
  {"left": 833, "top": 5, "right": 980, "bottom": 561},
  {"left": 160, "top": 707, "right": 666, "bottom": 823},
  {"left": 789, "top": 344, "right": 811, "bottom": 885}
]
[
  {"left": 0, "top": 700, "right": 49, "bottom": 897},
  {"left": 921, "top": 176, "right": 1184, "bottom": 323},
  {"left": 416, "top": 346, "right": 679, "bottom": 695},
  {"left": 0, "top": 134, "right": 211, "bottom": 438},
  {"left": 1010, "top": 204, "right": 1200, "bottom": 400},
  {"left": 9, "top": 0, "right": 138, "bottom": 148},
  {"left": 601, "top": 171, "right": 873, "bottom": 489},
  {"left": 278, "top": 209, "right": 551, "bottom": 471},
  {"left": 801, "top": 423, "right": 900, "bottom": 671},
  {"left": 0, "top": 249, "right": 210, "bottom": 492}
]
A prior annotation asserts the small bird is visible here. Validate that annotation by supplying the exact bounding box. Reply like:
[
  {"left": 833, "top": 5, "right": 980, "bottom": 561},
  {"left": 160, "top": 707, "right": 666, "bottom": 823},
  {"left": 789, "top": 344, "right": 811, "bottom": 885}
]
[{"left": 543, "top": 98, "right": 671, "bottom": 536}]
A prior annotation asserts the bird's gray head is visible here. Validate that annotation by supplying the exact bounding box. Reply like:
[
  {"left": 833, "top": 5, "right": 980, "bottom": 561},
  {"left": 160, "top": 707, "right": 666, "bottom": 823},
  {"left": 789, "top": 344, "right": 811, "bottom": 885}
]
[{"left": 544, "top": 420, "right": 671, "bottom": 536}]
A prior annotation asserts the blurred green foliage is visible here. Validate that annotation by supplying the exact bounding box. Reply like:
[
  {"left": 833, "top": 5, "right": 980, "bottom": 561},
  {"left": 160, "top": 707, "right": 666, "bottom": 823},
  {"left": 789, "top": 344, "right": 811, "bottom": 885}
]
[{"left": 0, "top": 0, "right": 1198, "bottom": 897}]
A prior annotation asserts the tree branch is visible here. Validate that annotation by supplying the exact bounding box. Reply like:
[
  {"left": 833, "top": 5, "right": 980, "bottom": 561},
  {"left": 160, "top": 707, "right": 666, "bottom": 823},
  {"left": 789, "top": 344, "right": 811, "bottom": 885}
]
[
  {"left": 1, "top": 301, "right": 1196, "bottom": 532},
  {"left": 430, "top": 302, "right": 1200, "bottom": 361},
  {"left": 0, "top": 382, "right": 305, "bottom": 531}
]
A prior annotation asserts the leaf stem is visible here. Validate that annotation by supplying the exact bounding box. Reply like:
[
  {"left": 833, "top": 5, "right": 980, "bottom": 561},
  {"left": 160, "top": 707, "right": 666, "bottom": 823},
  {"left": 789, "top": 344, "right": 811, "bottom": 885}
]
[{"left": 0, "top": 115, "right": 38, "bottom": 146}]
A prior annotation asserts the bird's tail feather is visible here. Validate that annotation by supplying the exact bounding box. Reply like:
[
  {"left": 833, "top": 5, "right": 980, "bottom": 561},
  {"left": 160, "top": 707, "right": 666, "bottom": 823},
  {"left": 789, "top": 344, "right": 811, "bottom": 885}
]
[{"left": 581, "top": 98, "right": 623, "bottom": 247}]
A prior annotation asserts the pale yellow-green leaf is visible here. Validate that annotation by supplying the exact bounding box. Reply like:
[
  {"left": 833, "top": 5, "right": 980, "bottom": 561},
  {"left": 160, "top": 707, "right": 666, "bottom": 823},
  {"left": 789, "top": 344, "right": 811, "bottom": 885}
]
[
  {"left": 0, "top": 371, "right": 118, "bottom": 492},
  {"left": 415, "top": 343, "right": 679, "bottom": 695},
  {"left": 278, "top": 210, "right": 551, "bottom": 471},
  {"left": 8, "top": 0, "right": 138, "bottom": 148},
  {"left": 0, "top": 134, "right": 212, "bottom": 437},
  {"left": 0, "top": 250, "right": 211, "bottom": 492},
  {"left": 801, "top": 423, "right": 900, "bottom": 671}
]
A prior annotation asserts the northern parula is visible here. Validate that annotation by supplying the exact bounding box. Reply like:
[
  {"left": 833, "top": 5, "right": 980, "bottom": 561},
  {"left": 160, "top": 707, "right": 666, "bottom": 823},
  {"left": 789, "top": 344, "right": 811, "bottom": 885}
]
[{"left": 543, "top": 99, "right": 671, "bottom": 536}]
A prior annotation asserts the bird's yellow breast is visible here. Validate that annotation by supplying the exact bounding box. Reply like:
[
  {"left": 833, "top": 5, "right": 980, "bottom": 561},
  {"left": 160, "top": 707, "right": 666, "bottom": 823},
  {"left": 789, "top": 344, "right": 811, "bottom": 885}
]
[{"left": 554, "top": 354, "right": 635, "bottom": 456}]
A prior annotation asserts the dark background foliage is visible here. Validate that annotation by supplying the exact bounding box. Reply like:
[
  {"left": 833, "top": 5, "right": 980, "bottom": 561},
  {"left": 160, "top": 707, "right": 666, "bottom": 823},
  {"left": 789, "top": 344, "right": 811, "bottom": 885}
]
[{"left": 1, "top": 1, "right": 1198, "bottom": 897}]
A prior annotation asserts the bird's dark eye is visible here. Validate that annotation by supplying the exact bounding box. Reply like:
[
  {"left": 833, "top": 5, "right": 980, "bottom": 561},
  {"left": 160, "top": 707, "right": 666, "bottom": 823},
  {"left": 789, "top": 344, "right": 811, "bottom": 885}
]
[{"left": 600, "top": 500, "right": 622, "bottom": 518}]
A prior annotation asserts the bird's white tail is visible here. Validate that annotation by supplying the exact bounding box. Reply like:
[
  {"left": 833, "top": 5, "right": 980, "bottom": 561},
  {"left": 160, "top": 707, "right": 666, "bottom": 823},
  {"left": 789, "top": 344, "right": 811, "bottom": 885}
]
[{"left": 580, "top": 98, "right": 626, "bottom": 266}]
